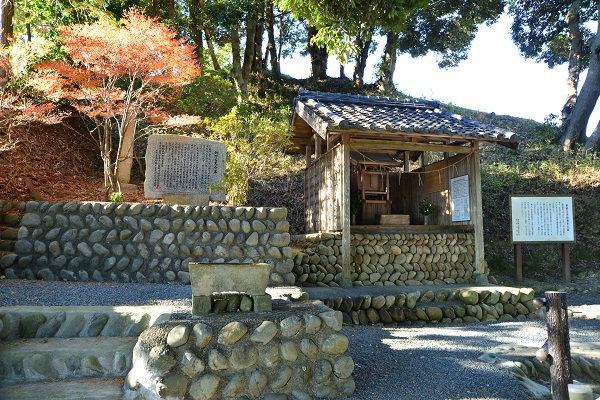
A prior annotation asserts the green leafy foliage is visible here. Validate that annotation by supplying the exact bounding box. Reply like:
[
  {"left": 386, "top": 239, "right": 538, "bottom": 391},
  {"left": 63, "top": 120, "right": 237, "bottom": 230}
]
[
  {"left": 200, "top": 103, "right": 294, "bottom": 205},
  {"left": 508, "top": 0, "right": 596, "bottom": 68},
  {"left": 178, "top": 71, "right": 238, "bottom": 119},
  {"left": 398, "top": 0, "right": 505, "bottom": 68},
  {"left": 109, "top": 191, "right": 124, "bottom": 202},
  {"left": 280, "top": 0, "right": 426, "bottom": 63},
  {"left": 418, "top": 199, "right": 434, "bottom": 215}
]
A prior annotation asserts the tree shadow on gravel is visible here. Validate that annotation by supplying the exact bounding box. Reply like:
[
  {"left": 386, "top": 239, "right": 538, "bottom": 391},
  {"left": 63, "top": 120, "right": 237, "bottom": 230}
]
[{"left": 344, "top": 323, "right": 539, "bottom": 400}]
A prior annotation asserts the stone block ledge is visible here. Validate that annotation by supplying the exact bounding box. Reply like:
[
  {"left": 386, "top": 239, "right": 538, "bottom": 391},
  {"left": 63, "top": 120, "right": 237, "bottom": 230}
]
[{"left": 314, "top": 287, "right": 540, "bottom": 326}]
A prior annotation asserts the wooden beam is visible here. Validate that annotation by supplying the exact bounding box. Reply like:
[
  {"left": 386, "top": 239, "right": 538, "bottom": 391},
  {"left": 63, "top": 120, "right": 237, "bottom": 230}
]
[
  {"left": 350, "top": 139, "right": 474, "bottom": 154},
  {"left": 295, "top": 102, "right": 328, "bottom": 140}
]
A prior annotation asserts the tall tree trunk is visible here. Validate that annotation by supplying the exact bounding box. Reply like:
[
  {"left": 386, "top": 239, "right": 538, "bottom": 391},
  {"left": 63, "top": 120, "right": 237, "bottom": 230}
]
[
  {"left": 151, "top": 0, "right": 159, "bottom": 18},
  {"left": 377, "top": 31, "right": 399, "bottom": 93},
  {"left": 100, "top": 117, "right": 118, "bottom": 200},
  {"left": 168, "top": 0, "right": 175, "bottom": 20},
  {"left": 0, "top": 0, "right": 14, "bottom": 47},
  {"left": 117, "top": 111, "right": 137, "bottom": 185},
  {"left": 259, "top": 45, "right": 268, "bottom": 97},
  {"left": 307, "top": 25, "right": 328, "bottom": 79},
  {"left": 560, "top": 31, "right": 600, "bottom": 151},
  {"left": 562, "top": 0, "right": 583, "bottom": 123},
  {"left": 585, "top": 119, "right": 600, "bottom": 150},
  {"left": 252, "top": 4, "right": 264, "bottom": 74},
  {"left": 242, "top": 18, "right": 257, "bottom": 87},
  {"left": 340, "top": 64, "right": 346, "bottom": 78},
  {"left": 204, "top": 28, "right": 221, "bottom": 70},
  {"left": 353, "top": 32, "right": 372, "bottom": 87},
  {"left": 187, "top": 0, "right": 204, "bottom": 67},
  {"left": 231, "top": 24, "right": 246, "bottom": 94},
  {"left": 265, "top": 0, "right": 280, "bottom": 78}
]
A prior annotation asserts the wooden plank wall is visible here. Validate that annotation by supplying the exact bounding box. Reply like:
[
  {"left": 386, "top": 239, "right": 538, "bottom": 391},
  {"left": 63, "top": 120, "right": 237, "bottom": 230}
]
[
  {"left": 304, "top": 144, "right": 343, "bottom": 233},
  {"left": 394, "top": 153, "right": 473, "bottom": 225}
]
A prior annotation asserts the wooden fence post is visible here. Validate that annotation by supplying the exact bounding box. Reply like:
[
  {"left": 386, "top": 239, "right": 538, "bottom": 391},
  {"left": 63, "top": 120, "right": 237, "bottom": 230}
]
[{"left": 545, "top": 291, "right": 572, "bottom": 399}]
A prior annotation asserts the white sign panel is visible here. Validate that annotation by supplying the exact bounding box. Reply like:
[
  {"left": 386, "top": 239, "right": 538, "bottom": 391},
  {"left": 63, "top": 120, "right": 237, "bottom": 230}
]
[
  {"left": 510, "top": 196, "right": 575, "bottom": 243},
  {"left": 451, "top": 175, "right": 470, "bottom": 222},
  {"left": 144, "top": 135, "right": 226, "bottom": 199}
]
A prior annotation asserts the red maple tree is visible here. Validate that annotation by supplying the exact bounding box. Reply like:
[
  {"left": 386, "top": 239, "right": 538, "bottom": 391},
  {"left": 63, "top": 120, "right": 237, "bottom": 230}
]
[{"left": 34, "top": 9, "right": 201, "bottom": 198}]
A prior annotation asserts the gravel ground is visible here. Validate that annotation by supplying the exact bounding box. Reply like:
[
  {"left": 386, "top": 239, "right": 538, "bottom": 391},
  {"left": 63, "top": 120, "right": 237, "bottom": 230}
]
[
  {"left": 1, "top": 279, "right": 599, "bottom": 400},
  {"left": 345, "top": 317, "right": 600, "bottom": 400}
]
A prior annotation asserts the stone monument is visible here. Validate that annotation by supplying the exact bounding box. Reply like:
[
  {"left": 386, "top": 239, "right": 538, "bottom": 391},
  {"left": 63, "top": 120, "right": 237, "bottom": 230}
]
[{"left": 144, "top": 134, "right": 226, "bottom": 205}]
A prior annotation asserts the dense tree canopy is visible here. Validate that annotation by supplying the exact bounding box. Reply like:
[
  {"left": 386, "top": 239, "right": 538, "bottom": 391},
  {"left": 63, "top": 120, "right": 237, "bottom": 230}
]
[
  {"left": 398, "top": 0, "right": 504, "bottom": 68},
  {"left": 509, "top": 0, "right": 600, "bottom": 150},
  {"left": 34, "top": 10, "right": 200, "bottom": 196},
  {"left": 376, "top": 0, "right": 504, "bottom": 91}
]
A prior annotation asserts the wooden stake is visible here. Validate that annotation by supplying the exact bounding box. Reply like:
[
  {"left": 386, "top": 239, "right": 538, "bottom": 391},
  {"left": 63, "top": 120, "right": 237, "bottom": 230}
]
[
  {"left": 545, "top": 291, "right": 572, "bottom": 400},
  {"left": 514, "top": 243, "right": 522, "bottom": 282}
]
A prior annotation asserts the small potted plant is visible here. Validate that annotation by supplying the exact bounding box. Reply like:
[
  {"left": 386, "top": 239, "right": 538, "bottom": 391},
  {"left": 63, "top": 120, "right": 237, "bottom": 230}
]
[{"left": 419, "top": 199, "right": 434, "bottom": 225}]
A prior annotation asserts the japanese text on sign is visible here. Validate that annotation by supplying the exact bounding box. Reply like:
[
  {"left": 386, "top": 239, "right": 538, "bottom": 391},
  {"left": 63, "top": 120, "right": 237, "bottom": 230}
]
[
  {"left": 451, "top": 175, "right": 470, "bottom": 222},
  {"left": 144, "top": 135, "right": 226, "bottom": 199},
  {"left": 510, "top": 196, "right": 575, "bottom": 243}
]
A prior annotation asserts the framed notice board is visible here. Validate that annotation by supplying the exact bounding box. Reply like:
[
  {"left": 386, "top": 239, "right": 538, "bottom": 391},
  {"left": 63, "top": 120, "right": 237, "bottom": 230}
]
[{"left": 510, "top": 195, "right": 575, "bottom": 243}]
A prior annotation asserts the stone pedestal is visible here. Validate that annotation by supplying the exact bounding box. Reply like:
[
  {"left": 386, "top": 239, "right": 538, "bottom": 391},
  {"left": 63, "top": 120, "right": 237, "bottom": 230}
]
[{"left": 123, "top": 301, "right": 355, "bottom": 400}]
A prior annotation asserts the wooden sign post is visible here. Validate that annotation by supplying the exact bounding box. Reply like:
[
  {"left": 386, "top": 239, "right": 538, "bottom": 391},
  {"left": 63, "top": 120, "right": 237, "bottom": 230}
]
[{"left": 510, "top": 196, "right": 575, "bottom": 282}]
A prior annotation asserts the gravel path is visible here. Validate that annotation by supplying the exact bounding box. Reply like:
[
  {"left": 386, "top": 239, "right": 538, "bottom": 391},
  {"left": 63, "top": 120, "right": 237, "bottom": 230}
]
[
  {"left": 2, "top": 279, "right": 600, "bottom": 400},
  {"left": 345, "top": 317, "right": 600, "bottom": 400}
]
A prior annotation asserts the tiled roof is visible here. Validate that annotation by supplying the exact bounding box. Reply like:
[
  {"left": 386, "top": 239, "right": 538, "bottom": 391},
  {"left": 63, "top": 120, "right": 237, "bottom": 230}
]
[{"left": 294, "top": 90, "right": 519, "bottom": 145}]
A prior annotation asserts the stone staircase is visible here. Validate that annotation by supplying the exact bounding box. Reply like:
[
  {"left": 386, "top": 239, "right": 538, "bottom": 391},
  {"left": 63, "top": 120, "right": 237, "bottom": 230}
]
[{"left": 0, "top": 305, "right": 173, "bottom": 399}]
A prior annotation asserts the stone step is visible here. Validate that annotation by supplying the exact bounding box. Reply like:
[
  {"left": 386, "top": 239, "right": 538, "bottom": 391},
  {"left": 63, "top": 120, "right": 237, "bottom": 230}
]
[
  {"left": 0, "top": 377, "right": 125, "bottom": 400},
  {"left": 0, "top": 336, "right": 137, "bottom": 386},
  {"left": 0, "top": 305, "right": 173, "bottom": 340}
]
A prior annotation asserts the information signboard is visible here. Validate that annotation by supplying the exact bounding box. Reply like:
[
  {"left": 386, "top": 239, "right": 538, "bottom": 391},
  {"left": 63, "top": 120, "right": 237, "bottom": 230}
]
[
  {"left": 510, "top": 195, "right": 575, "bottom": 243},
  {"left": 144, "top": 134, "right": 226, "bottom": 199},
  {"left": 451, "top": 175, "right": 470, "bottom": 222}
]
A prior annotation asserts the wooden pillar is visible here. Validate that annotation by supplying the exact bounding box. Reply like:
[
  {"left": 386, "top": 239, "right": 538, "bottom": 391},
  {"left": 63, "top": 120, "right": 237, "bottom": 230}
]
[
  {"left": 315, "top": 135, "right": 322, "bottom": 159},
  {"left": 545, "top": 291, "right": 573, "bottom": 400},
  {"left": 403, "top": 151, "right": 410, "bottom": 172},
  {"left": 472, "top": 143, "right": 487, "bottom": 283},
  {"left": 305, "top": 145, "right": 312, "bottom": 168},
  {"left": 421, "top": 151, "right": 429, "bottom": 167},
  {"left": 340, "top": 132, "right": 352, "bottom": 288}
]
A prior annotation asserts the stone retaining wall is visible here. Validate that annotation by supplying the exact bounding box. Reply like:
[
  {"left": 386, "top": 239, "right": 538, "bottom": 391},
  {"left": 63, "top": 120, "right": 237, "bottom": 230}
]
[
  {"left": 293, "top": 232, "right": 483, "bottom": 287},
  {"left": 0, "top": 201, "right": 295, "bottom": 286},
  {"left": 124, "top": 301, "right": 355, "bottom": 400},
  {"left": 317, "top": 287, "right": 540, "bottom": 326}
]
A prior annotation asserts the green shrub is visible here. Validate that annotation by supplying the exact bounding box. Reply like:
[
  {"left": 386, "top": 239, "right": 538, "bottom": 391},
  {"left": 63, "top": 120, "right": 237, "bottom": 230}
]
[
  {"left": 178, "top": 71, "right": 238, "bottom": 119},
  {"left": 202, "top": 105, "right": 293, "bottom": 205},
  {"left": 109, "top": 191, "right": 123, "bottom": 202}
]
